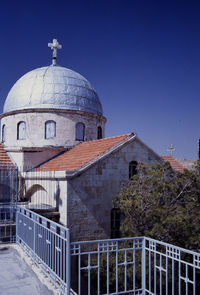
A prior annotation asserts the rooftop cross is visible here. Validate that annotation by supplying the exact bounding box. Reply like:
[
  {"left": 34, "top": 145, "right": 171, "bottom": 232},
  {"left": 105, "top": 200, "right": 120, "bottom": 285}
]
[
  {"left": 48, "top": 39, "right": 62, "bottom": 66},
  {"left": 167, "top": 144, "right": 175, "bottom": 157}
]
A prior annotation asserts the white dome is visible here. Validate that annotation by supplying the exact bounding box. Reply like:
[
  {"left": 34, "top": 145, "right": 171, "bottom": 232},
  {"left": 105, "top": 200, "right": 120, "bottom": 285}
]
[{"left": 3, "top": 65, "right": 103, "bottom": 115}]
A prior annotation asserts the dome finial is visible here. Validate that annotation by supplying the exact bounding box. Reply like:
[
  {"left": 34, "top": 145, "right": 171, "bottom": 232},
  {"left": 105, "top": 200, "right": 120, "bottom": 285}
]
[{"left": 48, "top": 39, "right": 62, "bottom": 66}]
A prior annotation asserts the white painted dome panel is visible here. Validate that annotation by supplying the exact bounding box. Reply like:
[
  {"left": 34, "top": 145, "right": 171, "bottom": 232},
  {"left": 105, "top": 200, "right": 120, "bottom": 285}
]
[{"left": 3, "top": 66, "right": 103, "bottom": 115}]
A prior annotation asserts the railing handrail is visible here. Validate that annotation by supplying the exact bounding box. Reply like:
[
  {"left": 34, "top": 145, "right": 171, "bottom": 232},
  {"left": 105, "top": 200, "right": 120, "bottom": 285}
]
[
  {"left": 16, "top": 205, "right": 69, "bottom": 233},
  {"left": 71, "top": 236, "right": 200, "bottom": 257},
  {"left": 70, "top": 236, "right": 144, "bottom": 246},
  {"left": 145, "top": 236, "right": 200, "bottom": 256}
]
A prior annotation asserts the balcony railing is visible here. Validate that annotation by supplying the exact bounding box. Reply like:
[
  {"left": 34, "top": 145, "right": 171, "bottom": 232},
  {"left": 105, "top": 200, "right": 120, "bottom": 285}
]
[
  {"left": 16, "top": 206, "right": 70, "bottom": 295},
  {"left": 1, "top": 205, "right": 200, "bottom": 294},
  {"left": 71, "top": 237, "right": 200, "bottom": 294}
]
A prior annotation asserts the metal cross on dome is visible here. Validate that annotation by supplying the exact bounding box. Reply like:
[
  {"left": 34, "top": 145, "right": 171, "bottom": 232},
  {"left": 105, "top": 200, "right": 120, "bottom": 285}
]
[
  {"left": 167, "top": 144, "right": 175, "bottom": 157},
  {"left": 48, "top": 39, "right": 62, "bottom": 66}
]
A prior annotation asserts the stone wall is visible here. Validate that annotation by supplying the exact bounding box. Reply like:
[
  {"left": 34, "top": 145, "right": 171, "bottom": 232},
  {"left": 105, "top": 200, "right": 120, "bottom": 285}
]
[
  {"left": 1, "top": 109, "right": 106, "bottom": 149},
  {"left": 66, "top": 137, "right": 162, "bottom": 242}
]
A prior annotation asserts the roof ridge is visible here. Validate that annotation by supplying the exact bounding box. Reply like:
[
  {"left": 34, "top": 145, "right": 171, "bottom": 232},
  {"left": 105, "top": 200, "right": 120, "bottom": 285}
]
[{"left": 77, "top": 133, "right": 134, "bottom": 145}]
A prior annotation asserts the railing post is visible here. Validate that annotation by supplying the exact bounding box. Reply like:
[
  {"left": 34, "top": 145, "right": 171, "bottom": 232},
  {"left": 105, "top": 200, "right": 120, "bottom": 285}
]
[
  {"left": 33, "top": 213, "right": 36, "bottom": 262},
  {"left": 67, "top": 229, "right": 71, "bottom": 295},
  {"left": 142, "top": 237, "right": 146, "bottom": 294},
  {"left": 15, "top": 206, "right": 18, "bottom": 243}
]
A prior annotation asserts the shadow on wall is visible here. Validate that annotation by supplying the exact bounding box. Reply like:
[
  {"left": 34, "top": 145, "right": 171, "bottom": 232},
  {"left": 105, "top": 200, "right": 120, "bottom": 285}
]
[
  {"left": 25, "top": 184, "right": 47, "bottom": 202},
  {"left": 53, "top": 182, "right": 62, "bottom": 209},
  {"left": 22, "top": 182, "right": 60, "bottom": 210}
]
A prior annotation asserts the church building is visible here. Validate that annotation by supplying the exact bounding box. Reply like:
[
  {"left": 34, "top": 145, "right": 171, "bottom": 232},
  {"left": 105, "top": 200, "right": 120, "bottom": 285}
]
[{"left": 0, "top": 39, "right": 162, "bottom": 242}]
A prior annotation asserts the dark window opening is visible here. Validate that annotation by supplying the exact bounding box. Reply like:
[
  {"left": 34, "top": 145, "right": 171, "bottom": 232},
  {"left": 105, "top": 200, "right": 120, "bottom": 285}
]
[
  {"left": 2, "top": 125, "right": 5, "bottom": 143},
  {"left": 129, "top": 161, "right": 138, "bottom": 179},
  {"left": 76, "top": 122, "right": 85, "bottom": 141},
  {"left": 111, "top": 208, "right": 121, "bottom": 239},
  {"left": 17, "top": 121, "right": 26, "bottom": 140},
  {"left": 45, "top": 120, "right": 56, "bottom": 139},
  {"left": 97, "top": 126, "right": 102, "bottom": 139}
]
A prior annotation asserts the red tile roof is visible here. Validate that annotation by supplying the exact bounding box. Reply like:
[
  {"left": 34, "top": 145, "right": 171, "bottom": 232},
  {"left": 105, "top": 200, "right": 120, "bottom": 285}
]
[
  {"left": 0, "top": 144, "right": 14, "bottom": 166},
  {"left": 161, "top": 156, "right": 185, "bottom": 172},
  {"left": 37, "top": 133, "right": 134, "bottom": 171}
]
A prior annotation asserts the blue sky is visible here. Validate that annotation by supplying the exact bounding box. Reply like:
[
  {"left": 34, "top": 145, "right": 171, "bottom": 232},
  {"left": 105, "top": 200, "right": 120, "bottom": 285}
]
[{"left": 0, "top": 0, "right": 200, "bottom": 159}]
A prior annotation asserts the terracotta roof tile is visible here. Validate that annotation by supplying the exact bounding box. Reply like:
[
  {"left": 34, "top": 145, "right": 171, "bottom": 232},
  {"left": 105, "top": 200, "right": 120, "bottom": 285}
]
[
  {"left": 37, "top": 133, "right": 134, "bottom": 171},
  {"left": 161, "top": 156, "right": 185, "bottom": 173},
  {"left": 0, "top": 144, "right": 14, "bottom": 167}
]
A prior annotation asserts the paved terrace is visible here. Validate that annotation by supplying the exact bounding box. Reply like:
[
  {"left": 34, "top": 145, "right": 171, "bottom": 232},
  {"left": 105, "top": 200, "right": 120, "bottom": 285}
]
[{"left": 0, "top": 245, "right": 54, "bottom": 295}]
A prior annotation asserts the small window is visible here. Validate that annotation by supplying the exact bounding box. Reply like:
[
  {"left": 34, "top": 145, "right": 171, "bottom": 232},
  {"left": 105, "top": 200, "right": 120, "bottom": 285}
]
[
  {"left": 17, "top": 121, "right": 26, "bottom": 140},
  {"left": 76, "top": 123, "right": 85, "bottom": 141},
  {"left": 97, "top": 126, "right": 102, "bottom": 139},
  {"left": 111, "top": 208, "right": 121, "bottom": 239},
  {"left": 45, "top": 120, "right": 56, "bottom": 139},
  {"left": 2, "top": 125, "right": 5, "bottom": 143},
  {"left": 129, "top": 161, "right": 138, "bottom": 179}
]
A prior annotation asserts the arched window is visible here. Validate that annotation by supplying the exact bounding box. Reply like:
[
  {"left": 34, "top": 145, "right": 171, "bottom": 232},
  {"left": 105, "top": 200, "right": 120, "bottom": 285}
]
[
  {"left": 45, "top": 120, "right": 56, "bottom": 139},
  {"left": 17, "top": 121, "right": 26, "bottom": 140},
  {"left": 2, "top": 125, "right": 5, "bottom": 143},
  {"left": 76, "top": 123, "right": 85, "bottom": 141},
  {"left": 129, "top": 161, "right": 138, "bottom": 179},
  {"left": 97, "top": 126, "right": 102, "bottom": 139}
]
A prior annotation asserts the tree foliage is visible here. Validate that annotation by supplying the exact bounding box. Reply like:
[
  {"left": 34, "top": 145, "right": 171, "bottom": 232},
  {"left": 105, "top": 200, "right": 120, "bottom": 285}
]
[{"left": 114, "top": 161, "right": 200, "bottom": 250}]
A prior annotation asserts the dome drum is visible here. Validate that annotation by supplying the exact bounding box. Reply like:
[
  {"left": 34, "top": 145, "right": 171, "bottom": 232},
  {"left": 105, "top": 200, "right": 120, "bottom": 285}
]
[{"left": 1, "top": 111, "right": 105, "bottom": 149}]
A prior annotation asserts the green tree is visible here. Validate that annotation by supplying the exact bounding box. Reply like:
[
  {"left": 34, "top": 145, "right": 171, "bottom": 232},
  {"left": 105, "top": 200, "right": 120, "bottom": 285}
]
[
  {"left": 87, "top": 162, "right": 200, "bottom": 294},
  {"left": 114, "top": 161, "right": 200, "bottom": 250}
]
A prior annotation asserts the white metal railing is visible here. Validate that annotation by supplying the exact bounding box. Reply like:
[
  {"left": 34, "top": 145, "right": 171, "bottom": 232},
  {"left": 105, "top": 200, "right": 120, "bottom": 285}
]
[
  {"left": 71, "top": 237, "right": 144, "bottom": 294},
  {"left": 2, "top": 205, "right": 200, "bottom": 294},
  {"left": 16, "top": 206, "right": 70, "bottom": 295},
  {"left": 144, "top": 237, "right": 200, "bottom": 295},
  {"left": 71, "top": 237, "right": 200, "bottom": 295}
]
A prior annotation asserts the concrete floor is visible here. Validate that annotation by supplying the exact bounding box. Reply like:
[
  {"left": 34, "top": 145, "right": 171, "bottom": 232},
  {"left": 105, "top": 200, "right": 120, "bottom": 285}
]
[{"left": 0, "top": 245, "right": 54, "bottom": 295}]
